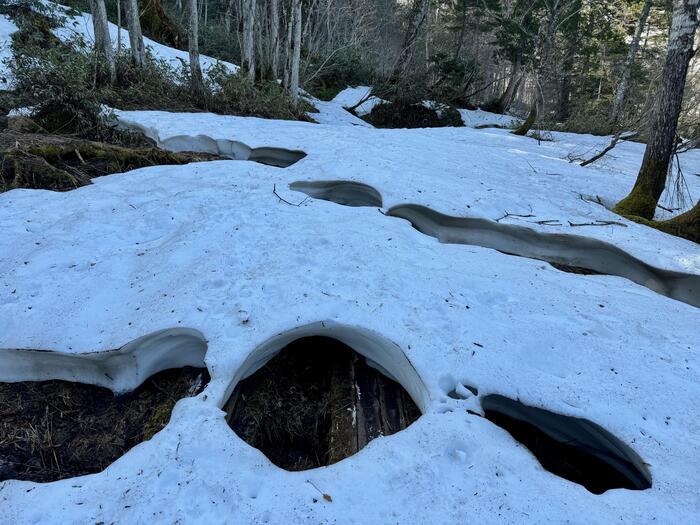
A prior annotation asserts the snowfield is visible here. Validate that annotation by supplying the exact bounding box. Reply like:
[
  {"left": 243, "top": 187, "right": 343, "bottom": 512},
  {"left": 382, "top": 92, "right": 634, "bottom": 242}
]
[{"left": 0, "top": 108, "right": 699, "bottom": 524}]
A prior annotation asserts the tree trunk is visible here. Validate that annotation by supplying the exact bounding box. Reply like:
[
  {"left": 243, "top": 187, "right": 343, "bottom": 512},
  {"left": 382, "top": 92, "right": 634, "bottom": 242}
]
[
  {"left": 614, "top": 0, "right": 699, "bottom": 219},
  {"left": 512, "top": 98, "right": 538, "bottom": 136},
  {"left": 282, "top": 3, "right": 293, "bottom": 89},
  {"left": 116, "top": 0, "right": 122, "bottom": 56},
  {"left": 390, "top": 0, "right": 429, "bottom": 82},
  {"left": 609, "top": 0, "right": 653, "bottom": 125},
  {"left": 223, "top": 0, "right": 235, "bottom": 33},
  {"left": 492, "top": 55, "right": 522, "bottom": 114},
  {"left": 89, "top": 0, "right": 115, "bottom": 82},
  {"left": 289, "top": 0, "right": 302, "bottom": 104},
  {"left": 270, "top": 0, "right": 280, "bottom": 78},
  {"left": 188, "top": 0, "right": 205, "bottom": 98},
  {"left": 126, "top": 0, "right": 147, "bottom": 66},
  {"left": 242, "top": 0, "right": 256, "bottom": 81},
  {"left": 658, "top": 200, "right": 700, "bottom": 243}
]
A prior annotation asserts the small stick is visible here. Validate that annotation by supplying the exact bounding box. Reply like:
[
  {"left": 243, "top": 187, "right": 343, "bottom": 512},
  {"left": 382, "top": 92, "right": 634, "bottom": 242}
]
[{"left": 273, "top": 184, "right": 308, "bottom": 206}]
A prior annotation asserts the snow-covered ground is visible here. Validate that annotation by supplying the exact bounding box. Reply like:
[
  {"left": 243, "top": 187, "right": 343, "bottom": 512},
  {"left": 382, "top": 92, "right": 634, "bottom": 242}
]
[
  {"left": 459, "top": 108, "right": 522, "bottom": 128},
  {"left": 332, "top": 85, "right": 385, "bottom": 116},
  {"left": 1, "top": 2, "right": 700, "bottom": 523},
  {"left": 0, "top": 14, "right": 18, "bottom": 90},
  {"left": 1, "top": 107, "right": 699, "bottom": 523}
]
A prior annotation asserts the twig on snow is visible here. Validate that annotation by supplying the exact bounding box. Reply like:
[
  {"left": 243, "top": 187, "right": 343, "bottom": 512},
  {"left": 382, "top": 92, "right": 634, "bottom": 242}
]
[
  {"left": 568, "top": 220, "right": 628, "bottom": 227},
  {"left": 273, "top": 184, "right": 309, "bottom": 206}
]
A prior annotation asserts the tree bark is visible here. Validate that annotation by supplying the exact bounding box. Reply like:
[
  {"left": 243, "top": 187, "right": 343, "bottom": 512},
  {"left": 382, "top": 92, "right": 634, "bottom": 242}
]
[
  {"left": 512, "top": 98, "right": 538, "bottom": 136},
  {"left": 390, "top": 0, "right": 429, "bottom": 82},
  {"left": 609, "top": 0, "right": 653, "bottom": 125},
  {"left": 492, "top": 55, "right": 522, "bottom": 114},
  {"left": 188, "top": 0, "right": 205, "bottom": 97},
  {"left": 89, "top": 0, "right": 115, "bottom": 82},
  {"left": 270, "top": 0, "right": 280, "bottom": 78},
  {"left": 289, "top": 0, "right": 302, "bottom": 104},
  {"left": 125, "top": 0, "right": 147, "bottom": 66},
  {"left": 614, "top": 0, "right": 699, "bottom": 219},
  {"left": 242, "top": 0, "right": 256, "bottom": 81}
]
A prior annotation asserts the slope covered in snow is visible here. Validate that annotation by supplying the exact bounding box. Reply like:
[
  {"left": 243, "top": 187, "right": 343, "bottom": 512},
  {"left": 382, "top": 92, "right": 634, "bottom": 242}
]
[{"left": 0, "top": 107, "right": 699, "bottom": 523}]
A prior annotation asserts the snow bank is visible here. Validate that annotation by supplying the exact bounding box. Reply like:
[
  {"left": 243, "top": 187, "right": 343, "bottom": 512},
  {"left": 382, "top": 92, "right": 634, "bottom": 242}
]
[
  {"left": 459, "top": 108, "right": 522, "bottom": 128},
  {"left": 0, "top": 328, "right": 207, "bottom": 392},
  {"left": 1, "top": 108, "right": 699, "bottom": 523},
  {"left": 332, "top": 86, "right": 385, "bottom": 116}
]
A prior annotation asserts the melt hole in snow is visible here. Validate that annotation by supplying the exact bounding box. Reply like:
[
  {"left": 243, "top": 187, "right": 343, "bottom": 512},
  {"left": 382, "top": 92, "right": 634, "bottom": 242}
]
[
  {"left": 481, "top": 394, "right": 652, "bottom": 494},
  {"left": 224, "top": 336, "right": 421, "bottom": 471},
  {"left": 288, "top": 180, "right": 383, "bottom": 207},
  {"left": 0, "top": 367, "right": 209, "bottom": 483}
]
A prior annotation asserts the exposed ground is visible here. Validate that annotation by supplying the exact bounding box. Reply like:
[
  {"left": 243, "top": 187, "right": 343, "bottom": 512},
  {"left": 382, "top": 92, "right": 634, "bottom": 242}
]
[
  {"left": 225, "top": 337, "right": 421, "bottom": 471},
  {"left": 0, "top": 127, "right": 224, "bottom": 192},
  {"left": 0, "top": 367, "right": 209, "bottom": 483}
]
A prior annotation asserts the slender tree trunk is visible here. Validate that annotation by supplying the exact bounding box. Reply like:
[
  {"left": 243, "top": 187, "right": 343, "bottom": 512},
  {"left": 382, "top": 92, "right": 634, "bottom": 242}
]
[
  {"left": 89, "top": 0, "right": 115, "bottom": 82},
  {"left": 283, "top": 3, "right": 293, "bottom": 89},
  {"left": 610, "top": 0, "right": 653, "bottom": 125},
  {"left": 188, "top": 0, "right": 205, "bottom": 97},
  {"left": 242, "top": 0, "right": 256, "bottom": 81},
  {"left": 116, "top": 0, "right": 122, "bottom": 56},
  {"left": 270, "top": 0, "right": 280, "bottom": 78},
  {"left": 224, "top": 0, "right": 235, "bottom": 33},
  {"left": 492, "top": 55, "right": 522, "bottom": 114},
  {"left": 289, "top": 0, "right": 302, "bottom": 104},
  {"left": 390, "top": 0, "right": 429, "bottom": 82},
  {"left": 126, "top": 0, "right": 147, "bottom": 66},
  {"left": 614, "top": 0, "right": 699, "bottom": 219}
]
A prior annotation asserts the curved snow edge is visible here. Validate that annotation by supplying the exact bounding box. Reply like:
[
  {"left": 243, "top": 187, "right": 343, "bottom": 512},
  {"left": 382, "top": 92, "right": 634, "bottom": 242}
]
[
  {"left": 388, "top": 204, "right": 700, "bottom": 309},
  {"left": 0, "top": 328, "right": 208, "bottom": 393},
  {"left": 116, "top": 118, "right": 306, "bottom": 168},
  {"left": 220, "top": 321, "right": 429, "bottom": 412}
]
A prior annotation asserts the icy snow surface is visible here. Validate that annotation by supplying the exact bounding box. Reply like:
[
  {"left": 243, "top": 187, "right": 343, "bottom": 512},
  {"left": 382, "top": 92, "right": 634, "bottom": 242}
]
[
  {"left": 1, "top": 107, "right": 699, "bottom": 523},
  {"left": 0, "top": 14, "right": 18, "bottom": 90}
]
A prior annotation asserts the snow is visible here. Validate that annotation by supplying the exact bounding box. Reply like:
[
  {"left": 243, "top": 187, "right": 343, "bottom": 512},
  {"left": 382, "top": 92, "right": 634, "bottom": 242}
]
[
  {"left": 1, "top": 108, "right": 699, "bottom": 523},
  {"left": 459, "top": 108, "right": 522, "bottom": 128},
  {"left": 0, "top": 14, "right": 18, "bottom": 90},
  {"left": 332, "top": 85, "right": 385, "bottom": 116}
]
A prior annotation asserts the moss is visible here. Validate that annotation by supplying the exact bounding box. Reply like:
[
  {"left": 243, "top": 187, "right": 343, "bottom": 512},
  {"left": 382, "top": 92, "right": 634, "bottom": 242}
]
[{"left": 613, "top": 186, "right": 659, "bottom": 219}]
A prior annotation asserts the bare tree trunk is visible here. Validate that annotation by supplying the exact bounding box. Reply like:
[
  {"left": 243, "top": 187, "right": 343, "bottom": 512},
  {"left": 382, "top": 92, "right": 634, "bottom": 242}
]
[
  {"left": 242, "top": 0, "right": 256, "bottom": 81},
  {"left": 116, "top": 0, "right": 122, "bottom": 56},
  {"left": 492, "top": 55, "right": 522, "bottom": 114},
  {"left": 188, "top": 0, "right": 205, "bottom": 97},
  {"left": 270, "top": 0, "right": 280, "bottom": 78},
  {"left": 614, "top": 0, "right": 699, "bottom": 219},
  {"left": 126, "top": 0, "right": 146, "bottom": 66},
  {"left": 224, "top": 0, "right": 235, "bottom": 33},
  {"left": 390, "top": 0, "right": 429, "bottom": 82},
  {"left": 283, "top": 2, "right": 293, "bottom": 89},
  {"left": 289, "top": 0, "right": 302, "bottom": 104},
  {"left": 89, "top": 0, "right": 115, "bottom": 82},
  {"left": 609, "top": 0, "right": 653, "bottom": 125}
]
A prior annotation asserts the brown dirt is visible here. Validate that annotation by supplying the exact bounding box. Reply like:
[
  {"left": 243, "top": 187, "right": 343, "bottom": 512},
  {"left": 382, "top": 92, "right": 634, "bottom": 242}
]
[
  {"left": 0, "top": 367, "right": 209, "bottom": 483},
  {"left": 0, "top": 129, "right": 225, "bottom": 192},
  {"left": 225, "top": 337, "right": 421, "bottom": 471}
]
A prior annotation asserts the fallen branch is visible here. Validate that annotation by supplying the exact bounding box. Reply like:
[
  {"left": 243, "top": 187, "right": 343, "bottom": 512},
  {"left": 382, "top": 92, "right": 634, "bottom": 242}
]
[
  {"left": 273, "top": 184, "right": 309, "bottom": 206},
  {"left": 568, "top": 220, "right": 628, "bottom": 227},
  {"left": 580, "top": 131, "right": 638, "bottom": 167},
  {"left": 494, "top": 211, "right": 535, "bottom": 223}
]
